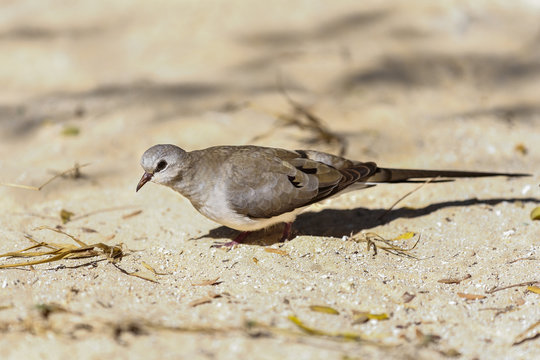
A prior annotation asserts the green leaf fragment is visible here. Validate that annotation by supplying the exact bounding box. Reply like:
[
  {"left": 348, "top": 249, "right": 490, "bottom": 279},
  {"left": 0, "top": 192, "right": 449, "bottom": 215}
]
[
  {"left": 61, "top": 125, "right": 80, "bottom": 136},
  {"left": 60, "top": 209, "right": 74, "bottom": 224}
]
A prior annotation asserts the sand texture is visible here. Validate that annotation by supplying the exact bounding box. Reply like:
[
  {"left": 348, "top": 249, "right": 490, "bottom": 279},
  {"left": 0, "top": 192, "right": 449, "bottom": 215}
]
[{"left": 0, "top": 1, "right": 539, "bottom": 359}]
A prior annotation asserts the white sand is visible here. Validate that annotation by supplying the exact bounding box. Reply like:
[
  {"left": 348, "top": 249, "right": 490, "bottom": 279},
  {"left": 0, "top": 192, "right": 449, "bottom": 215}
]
[{"left": 0, "top": 1, "right": 539, "bottom": 359}]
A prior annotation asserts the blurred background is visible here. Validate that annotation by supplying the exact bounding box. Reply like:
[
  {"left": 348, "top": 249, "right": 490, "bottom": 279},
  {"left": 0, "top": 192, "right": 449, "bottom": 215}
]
[{"left": 2, "top": 0, "right": 539, "bottom": 166}]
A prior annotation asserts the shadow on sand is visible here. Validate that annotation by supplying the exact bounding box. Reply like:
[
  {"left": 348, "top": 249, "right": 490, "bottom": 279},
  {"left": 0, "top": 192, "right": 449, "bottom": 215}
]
[{"left": 198, "top": 197, "right": 540, "bottom": 246}]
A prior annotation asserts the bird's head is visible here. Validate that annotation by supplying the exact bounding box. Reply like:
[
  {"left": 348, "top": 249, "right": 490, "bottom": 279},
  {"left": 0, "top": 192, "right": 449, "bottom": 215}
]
[{"left": 136, "top": 144, "right": 187, "bottom": 192}]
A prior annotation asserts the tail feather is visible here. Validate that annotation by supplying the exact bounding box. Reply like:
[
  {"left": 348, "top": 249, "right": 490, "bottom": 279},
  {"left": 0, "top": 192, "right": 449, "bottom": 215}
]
[{"left": 367, "top": 168, "right": 530, "bottom": 183}]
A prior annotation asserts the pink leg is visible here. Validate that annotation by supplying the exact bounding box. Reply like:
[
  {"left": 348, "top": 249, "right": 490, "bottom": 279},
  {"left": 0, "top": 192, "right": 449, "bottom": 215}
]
[
  {"left": 280, "top": 222, "right": 293, "bottom": 242},
  {"left": 232, "top": 231, "right": 251, "bottom": 244},
  {"left": 213, "top": 231, "right": 251, "bottom": 248}
]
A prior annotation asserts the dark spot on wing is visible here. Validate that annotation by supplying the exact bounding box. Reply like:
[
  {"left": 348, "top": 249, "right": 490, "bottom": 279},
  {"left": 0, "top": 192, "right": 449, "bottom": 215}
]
[
  {"left": 288, "top": 175, "right": 302, "bottom": 188},
  {"left": 299, "top": 167, "right": 317, "bottom": 174},
  {"left": 295, "top": 150, "right": 309, "bottom": 158}
]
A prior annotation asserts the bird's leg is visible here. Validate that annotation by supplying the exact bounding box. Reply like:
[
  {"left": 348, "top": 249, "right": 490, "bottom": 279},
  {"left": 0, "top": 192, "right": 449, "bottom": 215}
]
[
  {"left": 213, "top": 231, "right": 251, "bottom": 248},
  {"left": 232, "top": 231, "right": 251, "bottom": 244},
  {"left": 279, "top": 222, "right": 293, "bottom": 242}
]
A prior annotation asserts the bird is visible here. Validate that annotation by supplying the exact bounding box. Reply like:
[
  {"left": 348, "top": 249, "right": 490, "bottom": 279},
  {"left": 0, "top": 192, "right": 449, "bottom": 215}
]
[{"left": 136, "top": 144, "right": 529, "bottom": 246}]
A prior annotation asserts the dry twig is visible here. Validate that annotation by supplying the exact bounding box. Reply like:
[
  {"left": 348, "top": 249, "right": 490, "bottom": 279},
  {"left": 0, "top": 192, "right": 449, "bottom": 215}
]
[{"left": 0, "top": 163, "right": 90, "bottom": 191}]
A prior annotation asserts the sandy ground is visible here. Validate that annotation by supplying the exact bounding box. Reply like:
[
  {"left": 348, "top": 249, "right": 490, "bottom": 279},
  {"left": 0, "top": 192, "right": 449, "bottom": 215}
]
[{"left": 0, "top": 0, "right": 539, "bottom": 359}]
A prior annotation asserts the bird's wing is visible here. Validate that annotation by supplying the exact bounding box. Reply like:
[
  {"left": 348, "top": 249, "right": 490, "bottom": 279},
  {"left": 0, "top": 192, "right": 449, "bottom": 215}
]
[{"left": 225, "top": 147, "right": 378, "bottom": 218}]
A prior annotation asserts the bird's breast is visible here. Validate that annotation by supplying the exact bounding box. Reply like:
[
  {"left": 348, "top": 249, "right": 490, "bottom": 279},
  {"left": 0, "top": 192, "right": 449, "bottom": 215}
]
[{"left": 185, "top": 180, "right": 299, "bottom": 231}]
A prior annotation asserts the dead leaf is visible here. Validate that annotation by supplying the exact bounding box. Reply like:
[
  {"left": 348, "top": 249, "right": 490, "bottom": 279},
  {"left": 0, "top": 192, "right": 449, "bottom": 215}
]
[
  {"left": 402, "top": 292, "right": 416, "bottom": 303},
  {"left": 457, "top": 292, "right": 486, "bottom": 300},
  {"left": 440, "top": 348, "right": 461, "bottom": 357},
  {"left": 349, "top": 231, "right": 420, "bottom": 258},
  {"left": 352, "top": 313, "right": 369, "bottom": 324},
  {"left": 191, "top": 277, "right": 221, "bottom": 286},
  {"left": 122, "top": 210, "right": 143, "bottom": 219},
  {"left": 0, "top": 227, "right": 124, "bottom": 269},
  {"left": 486, "top": 281, "right": 540, "bottom": 294},
  {"left": 309, "top": 305, "right": 339, "bottom": 315},
  {"left": 508, "top": 256, "right": 537, "bottom": 264},
  {"left": 189, "top": 292, "right": 221, "bottom": 307},
  {"left": 513, "top": 320, "right": 540, "bottom": 345},
  {"left": 288, "top": 315, "right": 326, "bottom": 336},
  {"left": 514, "top": 143, "right": 528, "bottom": 155},
  {"left": 264, "top": 248, "right": 289, "bottom": 256},
  {"left": 288, "top": 315, "right": 364, "bottom": 341},
  {"left": 479, "top": 305, "right": 516, "bottom": 317},
  {"left": 416, "top": 328, "right": 441, "bottom": 346},
  {"left": 141, "top": 261, "right": 168, "bottom": 276},
  {"left": 438, "top": 274, "right": 471, "bottom": 284},
  {"left": 60, "top": 209, "right": 75, "bottom": 224},
  {"left": 127, "top": 271, "right": 159, "bottom": 283}
]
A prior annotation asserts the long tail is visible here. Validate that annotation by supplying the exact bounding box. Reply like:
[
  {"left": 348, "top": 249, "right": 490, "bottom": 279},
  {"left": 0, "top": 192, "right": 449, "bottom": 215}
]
[{"left": 366, "top": 168, "right": 530, "bottom": 183}]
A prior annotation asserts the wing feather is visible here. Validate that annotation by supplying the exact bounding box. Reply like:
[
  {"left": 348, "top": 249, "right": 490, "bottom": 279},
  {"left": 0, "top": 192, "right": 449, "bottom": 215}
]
[{"left": 226, "top": 148, "right": 378, "bottom": 219}]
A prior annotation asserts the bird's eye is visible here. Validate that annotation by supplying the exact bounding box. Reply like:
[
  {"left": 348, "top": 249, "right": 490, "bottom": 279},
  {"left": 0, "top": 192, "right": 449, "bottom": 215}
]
[{"left": 155, "top": 160, "right": 167, "bottom": 172}]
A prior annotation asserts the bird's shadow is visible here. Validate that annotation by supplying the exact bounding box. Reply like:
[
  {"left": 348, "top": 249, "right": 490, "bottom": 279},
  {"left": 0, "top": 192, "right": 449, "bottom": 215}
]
[{"left": 196, "top": 197, "right": 540, "bottom": 246}]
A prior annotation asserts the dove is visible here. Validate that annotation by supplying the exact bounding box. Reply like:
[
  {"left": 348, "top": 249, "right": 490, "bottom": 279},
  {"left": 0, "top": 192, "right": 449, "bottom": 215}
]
[{"left": 136, "top": 144, "right": 528, "bottom": 246}]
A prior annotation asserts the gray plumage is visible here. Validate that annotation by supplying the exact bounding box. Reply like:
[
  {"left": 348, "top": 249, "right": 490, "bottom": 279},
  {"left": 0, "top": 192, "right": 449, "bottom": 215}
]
[{"left": 136, "top": 144, "right": 528, "bottom": 234}]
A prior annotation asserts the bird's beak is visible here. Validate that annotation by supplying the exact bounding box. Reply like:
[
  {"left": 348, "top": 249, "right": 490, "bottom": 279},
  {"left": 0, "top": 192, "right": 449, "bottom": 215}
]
[{"left": 136, "top": 172, "right": 153, "bottom": 192}]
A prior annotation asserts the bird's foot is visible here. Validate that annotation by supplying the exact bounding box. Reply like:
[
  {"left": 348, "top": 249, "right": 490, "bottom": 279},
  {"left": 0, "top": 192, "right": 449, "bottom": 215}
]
[
  {"left": 279, "top": 222, "right": 293, "bottom": 242},
  {"left": 212, "top": 231, "right": 251, "bottom": 248}
]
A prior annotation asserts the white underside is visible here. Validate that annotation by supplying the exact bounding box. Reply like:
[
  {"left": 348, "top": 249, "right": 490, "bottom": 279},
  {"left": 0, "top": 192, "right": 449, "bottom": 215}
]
[
  {"left": 198, "top": 192, "right": 305, "bottom": 231},
  {"left": 216, "top": 208, "right": 304, "bottom": 232},
  {"left": 214, "top": 183, "right": 377, "bottom": 231},
  {"left": 186, "top": 179, "right": 306, "bottom": 231},
  {"left": 184, "top": 181, "right": 375, "bottom": 232}
]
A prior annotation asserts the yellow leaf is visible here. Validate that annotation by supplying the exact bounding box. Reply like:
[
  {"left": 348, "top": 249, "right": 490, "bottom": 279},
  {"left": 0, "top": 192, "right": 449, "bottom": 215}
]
[
  {"left": 514, "top": 143, "right": 528, "bottom": 155},
  {"left": 309, "top": 305, "right": 340, "bottom": 315},
  {"left": 288, "top": 316, "right": 325, "bottom": 336},
  {"left": 530, "top": 207, "right": 540, "bottom": 220},
  {"left": 526, "top": 286, "right": 540, "bottom": 294},
  {"left": 394, "top": 232, "right": 415, "bottom": 240},
  {"left": 366, "top": 313, "right": 389, "bottom": 320},
  {"left": 288, "top": 315, "right": 364, "bottom": 341},
  {"left": 352, "top": 311, "right": 389, "bottom": 321},
  {"left": 141, "top": 261, "right": 168, "bottom": 275}
]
